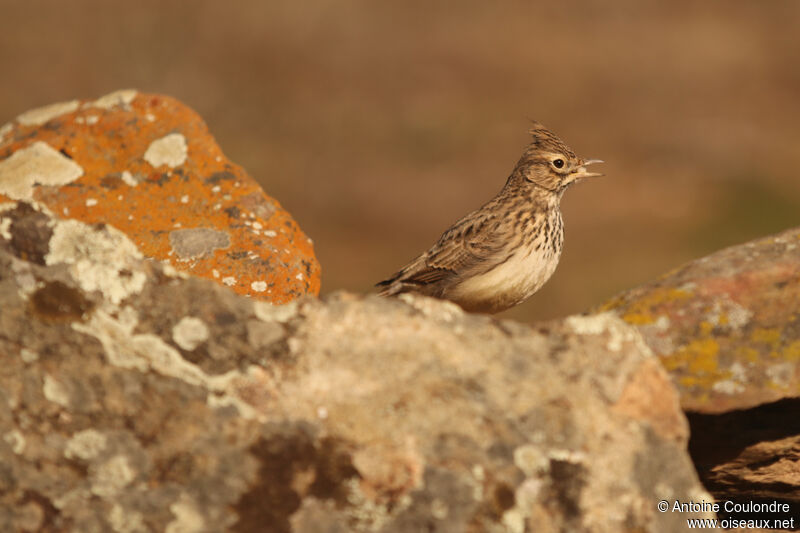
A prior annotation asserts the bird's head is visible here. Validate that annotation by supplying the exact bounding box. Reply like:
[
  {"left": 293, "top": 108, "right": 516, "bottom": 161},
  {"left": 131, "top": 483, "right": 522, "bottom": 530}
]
[{"left": 513, "top": 122, "right": 603, "bottom": 193}]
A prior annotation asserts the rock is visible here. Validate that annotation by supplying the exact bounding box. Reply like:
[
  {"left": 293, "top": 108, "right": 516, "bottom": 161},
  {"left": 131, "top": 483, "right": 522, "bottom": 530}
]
[
  {"left": 0, "top": 204, "right": 711, "bottom": 532},
  {"left": 0, "top": 90, "right": 320, "bottom": 303},
  {"left": 598, "top": 226, "right": 800, "bottom": 414},
  {"left": 688, "top": 399, "right": 800, "bottom": 507},
  {"left": 598, "top": 227, "right": 800, "bottom": 522}
]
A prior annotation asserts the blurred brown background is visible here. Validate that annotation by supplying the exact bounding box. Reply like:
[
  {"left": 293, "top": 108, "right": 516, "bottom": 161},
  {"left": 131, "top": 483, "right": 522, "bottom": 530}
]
[{"left": 2, "top": 0, "right": 799, "bottom": 322}]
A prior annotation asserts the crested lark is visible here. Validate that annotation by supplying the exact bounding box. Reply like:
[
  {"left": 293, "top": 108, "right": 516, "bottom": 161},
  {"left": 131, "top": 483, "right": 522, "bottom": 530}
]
[{"left": 377, "top": 123, "right": 603, "bottom": 313}]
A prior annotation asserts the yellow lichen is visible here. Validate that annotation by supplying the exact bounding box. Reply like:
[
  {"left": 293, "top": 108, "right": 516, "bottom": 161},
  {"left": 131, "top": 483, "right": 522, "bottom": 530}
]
[
  {"left": 662, "top": 338, "right": 719, "bottom": 372},
  {"left": 662, "top": 338, "right": 729, "bottom": 391},
  {"left": 686, "top": 339, "right": 721, "bottom": 374},
  {"left": 750, "top": 328, "right": 781, "bottom": 347},
  {"left": 781, "top": 340, "right": 800, "bottom": 361},
  {"left": 736, "top": 346, "right": 760, "bottom": 364},
  {"left": 615, "top": 288, "right": 692, "bottom": 326},
  {"left": 621, "top": 312, "right": 656, "bottom": 325},
  {"left": 679, "top": 370, "right": 731, "bottom": 389}
]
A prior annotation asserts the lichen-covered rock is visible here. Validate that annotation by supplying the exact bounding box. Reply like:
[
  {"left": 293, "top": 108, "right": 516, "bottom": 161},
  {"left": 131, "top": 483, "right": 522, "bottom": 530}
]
[
  {"left": 598, "top": 228, "right": 800, "bottom": 517},
  {"left": 598, "top": 227, "right": 800, "bottom": 414},
  {"left": 0, "top": 90, "right": 320, "bottom": 303},
  {"left": 0, "top": 204, "right": 711, "bottom": 532}
]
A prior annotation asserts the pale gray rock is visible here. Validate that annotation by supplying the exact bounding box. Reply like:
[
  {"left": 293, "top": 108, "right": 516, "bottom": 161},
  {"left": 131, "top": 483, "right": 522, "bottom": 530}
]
[{"left": 0, "top": 201, "right": 712, "bottom": 532}]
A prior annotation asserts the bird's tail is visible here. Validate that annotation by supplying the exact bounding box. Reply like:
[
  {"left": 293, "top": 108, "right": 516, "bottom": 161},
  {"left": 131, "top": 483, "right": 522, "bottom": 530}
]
[{"left": 375, "top": 273, "right": 403, "bottom": 296}]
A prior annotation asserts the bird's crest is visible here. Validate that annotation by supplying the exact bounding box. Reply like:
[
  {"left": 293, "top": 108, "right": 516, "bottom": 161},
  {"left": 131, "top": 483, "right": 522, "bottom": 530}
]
[{"left": 527, "top": 120, "right": 576, "bottom": 159}]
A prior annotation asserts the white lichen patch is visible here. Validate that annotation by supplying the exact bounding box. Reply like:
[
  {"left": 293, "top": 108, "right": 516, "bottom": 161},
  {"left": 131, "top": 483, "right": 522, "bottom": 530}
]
[
  {"left": 46, "top": 220, "right": 146, "bottom": 305},
  {"left": 222, "top": 276, "right": 236, "bottom": 287},
  {"left": 502, "top": 478, "right": 545, "bottom": 533},
  {"left": 0, "top": 216, "right": 11, "bottom": 241},
  {"left": 0, "top": 122, "right": 12, "bottom": 140},
  {"left": 725, "top": 302, "right": 752, "bottom": 329},
  {"left": 343, "top": 478, "right": 394, "bottom": 532},
  {"left": 172, "top": 316, "right": 210, "bottom": 351},
  {"left": 251, "top": 280, "right": 267, "bottom": 293},
  {"left": 253, "top": 300, "right": 298, "bottom": 323},
  {"left": 4, "top": 429, "right": 26, "bottom": 454},
  {"left": 11, "top": 255, "right": 38, "bottom": 296},
  {"left": 0, "top": 141, "right": 84, "bottom": 200},
  {"left": 566, "top": 312, "right": 651, "bottom": 354},
  {"left": 470, "top": 465, "right": 485, "bottom": 501},
  {"left": 109, "top": 504, "right": 146, "bottom": 533},
  {"left": 712, "top": 362, "right": 748, "bottom": 395},
  {"left": 729, "top": 362, "right": 747, "bottom": 383},
  {"left": 166, "top": 494, "right": 206, "bottom": 533},
  {"left": 20, "top": 348, "right": 39, "bottom": 363},
  {"left": 91, "top": 89, "right": 138, "bottom": 110},
  {"left": 548, "top": 448, "right": 587, "bottom": 464},
  {"left": 398, "top": 293, "right": 463, "bottom": 322},
  {"left": 120, "top": 170, "right": 137, "bottom": 187},
  {"left": 43, "top": 374, "right": 71, "bottom": 408},
  {"left": 712, "top": 379, "right": 745, "bottom": 395},
  {"left": 91, "top": 455, "right": 136, "bottom": 498},
  {"left": 65, "top": 429, "right": 108, "bottom": 460},
  {"left": 513, "top": 444, "right": 549, "bottom": 477},
  {"left": 74, "top": 310, "right": 246, "bottom": 398},
  {"left": 706, "top": 299, "right": 752, "bottom": 330},
  {"left": 144, "top": 133, "right": 188, "bottom": 168},
  {"left": 766, "top": 363, "right": 794, "bottom": 389},
  {"left": 86, "top": 198, "right": 98, "bottom": 207},
  {"left": 16, "top": 100, "right": 80, "bottom": 126}
]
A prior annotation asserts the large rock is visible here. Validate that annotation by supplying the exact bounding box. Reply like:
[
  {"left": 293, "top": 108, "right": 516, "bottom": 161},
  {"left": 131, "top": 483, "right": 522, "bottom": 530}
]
[
  {"left": 599, "top": 227, "right": 800, "bottom": 515},
  {"left": 0, "top": 203, "right": 711, "bottom": 532},
  {"left": 598, "top": 227, "right": 800, "bottom": 414},
  {"left": 0, "top": 90, "right": 320, "bottom": 303}
]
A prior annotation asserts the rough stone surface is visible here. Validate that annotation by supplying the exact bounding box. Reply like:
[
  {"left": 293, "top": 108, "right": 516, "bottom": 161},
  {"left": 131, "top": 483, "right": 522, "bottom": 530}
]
[
  {"left": 598, "top": 226, "right": 800, "bottom": 414},
  {"left": 0, "top": 204, "right": 711, "bottom": 532},
  {"left": 598, "top": 227, "right": 800, "bottom": 523},
  {"left": 688, "top": 399, "right": 800, "bottom": 508},
  {"left": 0, "top": 90, "right": 320, "bottom": 303}
]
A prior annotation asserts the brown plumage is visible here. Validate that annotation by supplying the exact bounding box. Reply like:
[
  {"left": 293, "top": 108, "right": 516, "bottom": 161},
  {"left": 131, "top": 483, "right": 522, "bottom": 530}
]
[{"left": 376, "top": 123, "right": 603, "bottom": 313}]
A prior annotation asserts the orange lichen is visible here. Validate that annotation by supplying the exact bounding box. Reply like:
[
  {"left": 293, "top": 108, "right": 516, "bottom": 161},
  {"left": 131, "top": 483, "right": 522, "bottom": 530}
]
[{"left": 0, "top": 91, "right": 321, "bottom": 303}]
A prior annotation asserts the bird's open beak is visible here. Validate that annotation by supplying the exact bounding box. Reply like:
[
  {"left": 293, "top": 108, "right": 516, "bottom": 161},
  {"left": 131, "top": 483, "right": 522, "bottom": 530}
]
[{"left": 570, "top": 159, "right": 604, "bottom": 180}]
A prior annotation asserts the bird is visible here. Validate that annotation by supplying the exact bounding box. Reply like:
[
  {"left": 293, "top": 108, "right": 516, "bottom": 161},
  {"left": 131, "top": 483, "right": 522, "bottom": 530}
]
[{"left": 376, "top": 122, "right": 603, "bottom": 314}]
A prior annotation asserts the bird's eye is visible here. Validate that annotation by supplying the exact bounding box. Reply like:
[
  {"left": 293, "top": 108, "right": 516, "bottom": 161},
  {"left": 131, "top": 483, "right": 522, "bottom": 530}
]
[{"left": 552, "top": 158, "right": 565, "bottom": 169}]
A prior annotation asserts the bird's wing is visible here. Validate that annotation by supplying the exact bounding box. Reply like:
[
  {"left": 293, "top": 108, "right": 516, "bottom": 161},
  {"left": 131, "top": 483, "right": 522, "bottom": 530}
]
[{"left": 382, "top": 208, "right": 511, "bottom": 288}]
